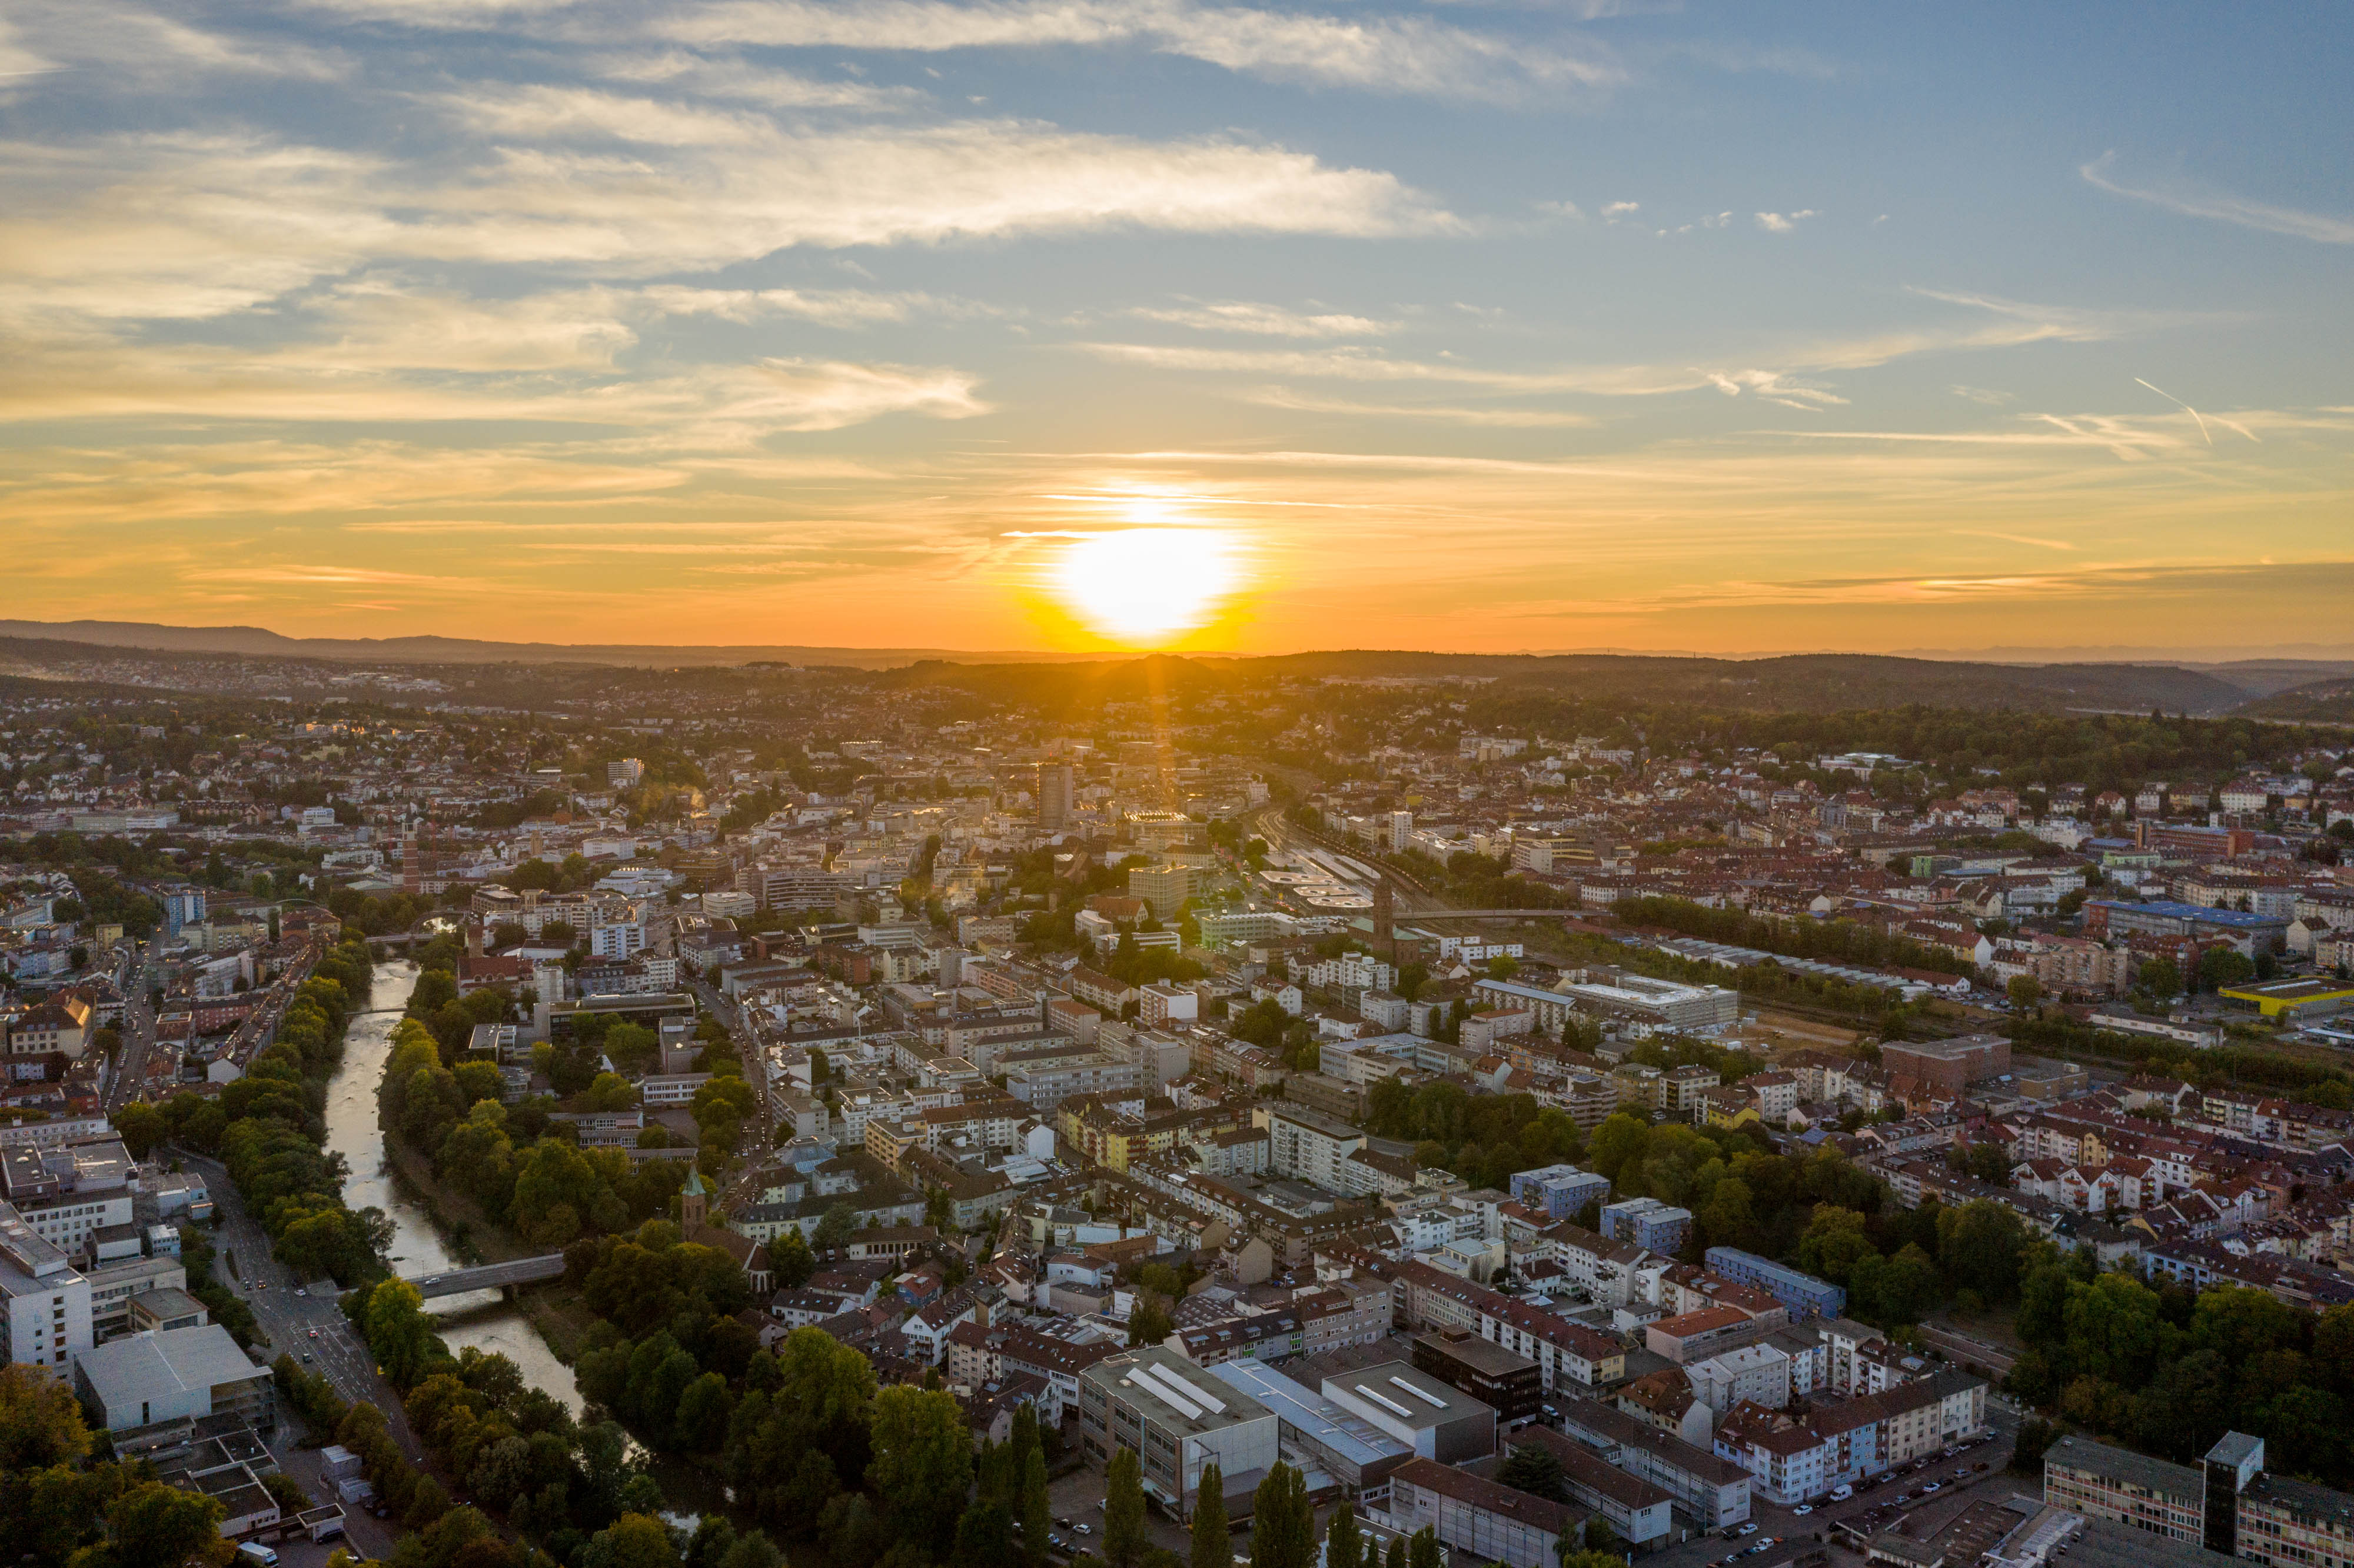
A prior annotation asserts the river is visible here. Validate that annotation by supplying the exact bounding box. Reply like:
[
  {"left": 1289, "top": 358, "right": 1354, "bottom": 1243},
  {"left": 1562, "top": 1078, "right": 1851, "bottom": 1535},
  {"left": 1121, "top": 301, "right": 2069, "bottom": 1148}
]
[{"left": 327, "top": 960, "right": 582, "bottom": 1410}]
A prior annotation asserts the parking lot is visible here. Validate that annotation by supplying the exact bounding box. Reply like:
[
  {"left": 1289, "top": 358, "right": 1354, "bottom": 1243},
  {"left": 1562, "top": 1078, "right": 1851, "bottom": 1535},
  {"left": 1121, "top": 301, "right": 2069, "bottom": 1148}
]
[{"left": 1632, "top": 1411, "right": 2021, "bottom": 1568}]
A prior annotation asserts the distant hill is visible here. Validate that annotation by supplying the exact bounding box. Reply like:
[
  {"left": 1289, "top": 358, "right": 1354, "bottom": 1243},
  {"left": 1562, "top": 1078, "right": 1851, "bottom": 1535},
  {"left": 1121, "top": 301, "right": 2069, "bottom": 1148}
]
[
  {"left": 2242, "top": 679, "right": 2354, "bottom": 724},
  {"left": 0, "top": 620, "right": 1089, "bottom": 670},
  {"left": 0, "top": 620, "right": 2277, "bottom": 715},
  {"left": 882, "top": 649, "right": 2256, "bottom": 716}
]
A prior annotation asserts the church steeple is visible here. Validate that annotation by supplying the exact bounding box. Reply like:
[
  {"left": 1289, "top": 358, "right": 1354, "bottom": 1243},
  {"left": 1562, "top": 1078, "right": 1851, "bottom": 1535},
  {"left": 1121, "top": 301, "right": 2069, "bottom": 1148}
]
[{"left": 680, "top": 1165, "right": 707, "bottom": 1230}]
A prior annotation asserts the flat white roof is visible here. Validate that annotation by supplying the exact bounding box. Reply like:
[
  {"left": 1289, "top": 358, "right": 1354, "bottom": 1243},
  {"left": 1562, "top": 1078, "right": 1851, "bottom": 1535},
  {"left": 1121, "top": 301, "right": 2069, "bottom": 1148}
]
[{"left": 75, "top": 1324, "right": 265, "bottom": 1412}]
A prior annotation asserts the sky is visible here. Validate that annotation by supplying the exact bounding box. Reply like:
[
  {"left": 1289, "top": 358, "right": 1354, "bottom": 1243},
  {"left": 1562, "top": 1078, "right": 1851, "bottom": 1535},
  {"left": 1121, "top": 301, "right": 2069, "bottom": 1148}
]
[{"left": 2, "top": 1, "right": 2350, "bottom": 657}]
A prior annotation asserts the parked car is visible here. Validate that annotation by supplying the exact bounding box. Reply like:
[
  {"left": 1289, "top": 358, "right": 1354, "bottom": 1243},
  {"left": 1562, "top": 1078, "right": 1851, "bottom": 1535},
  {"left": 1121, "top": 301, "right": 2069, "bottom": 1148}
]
[
  {"left": 1793, "top": 1505, "right": 1814, "bottom": 1516},
  {"left": 1922, "top": 1482, "right": 1943, "bottom": 1494},
  {"left": 1738, "top": 1523, "right": 1758, "bottom": 1536}
]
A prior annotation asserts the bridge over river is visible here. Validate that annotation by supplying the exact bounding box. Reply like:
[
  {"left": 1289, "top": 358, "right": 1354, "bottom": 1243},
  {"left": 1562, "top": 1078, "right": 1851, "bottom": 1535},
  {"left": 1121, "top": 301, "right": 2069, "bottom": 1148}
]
[{"left": 403, "top": 1254, "right": 567, "bottom": 1300}]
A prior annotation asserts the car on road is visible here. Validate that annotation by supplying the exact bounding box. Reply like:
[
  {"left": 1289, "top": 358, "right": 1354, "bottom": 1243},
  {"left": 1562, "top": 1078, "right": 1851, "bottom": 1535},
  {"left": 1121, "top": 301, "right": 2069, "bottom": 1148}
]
[
  {"left": 1792, "top": 1506, "right": 1813, "bottom": 1516},
  {"left": 1830, "top": 1486, "right": 1854, "bottom": 1502},
  {"left": 1921, "top": 1483, "right": 1942, "bottom": 1494},
  {"left": 1737, "top": 1523, "right": 1758, "bottom": 1536},
  {"left": 1895, "top": 1493, "right": 1912, "bottom": 1504}
]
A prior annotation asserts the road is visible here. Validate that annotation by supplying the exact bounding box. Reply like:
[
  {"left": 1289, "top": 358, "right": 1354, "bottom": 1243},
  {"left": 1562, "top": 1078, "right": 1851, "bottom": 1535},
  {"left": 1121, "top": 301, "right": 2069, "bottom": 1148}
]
[
  {"left": 104, "top": 944, "right": 165, "bottom": 1113},
  {"left": 1634, "top": 1396, "right": 2029, "bottom": 1568},
  {"left": 686, "top": 976, "right": 774, "bottom": 1209},
  {"left": 172, "top": 1147, "right": 427, "bottom": 1462}
]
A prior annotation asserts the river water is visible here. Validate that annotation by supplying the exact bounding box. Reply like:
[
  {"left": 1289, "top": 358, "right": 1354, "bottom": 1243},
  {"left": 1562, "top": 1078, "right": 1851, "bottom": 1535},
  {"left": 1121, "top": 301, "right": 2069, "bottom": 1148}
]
[{"left": 327, "top": 961, "right": 581, "bottom": 1410}]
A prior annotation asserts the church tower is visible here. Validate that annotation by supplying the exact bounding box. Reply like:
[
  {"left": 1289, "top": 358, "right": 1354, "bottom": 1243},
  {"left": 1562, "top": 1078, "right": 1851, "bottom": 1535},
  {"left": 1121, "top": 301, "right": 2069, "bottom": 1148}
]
[{"left": 680, "top": 1166, "right": 707, "bottom": 1230}]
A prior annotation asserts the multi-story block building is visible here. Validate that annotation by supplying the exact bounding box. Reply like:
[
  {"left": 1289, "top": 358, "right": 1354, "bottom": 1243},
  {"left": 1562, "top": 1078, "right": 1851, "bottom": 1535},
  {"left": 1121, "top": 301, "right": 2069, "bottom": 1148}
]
[
  {"left": 1555, "top": 1397, "right": 1753, "bottom": 1529},
  {"left": 1703, "top": 1247, "right": 1847, "bottom": 1319},
  {"left": 1601, "top": 1196, "right": 1692, "bottom": 1254},
  {"left": 1372, "top": 1457, "right": 1581, "bottom": 1568},
  {"left": 1076, "top": 1346, "right": 1280, "bottom": 1522},
  {"left": 1254, "top": 1101, "right": 1365, "bottom": 1191},
  {"left": 1511, "top": 1164, "right": 1610, "bottom": 1221}
]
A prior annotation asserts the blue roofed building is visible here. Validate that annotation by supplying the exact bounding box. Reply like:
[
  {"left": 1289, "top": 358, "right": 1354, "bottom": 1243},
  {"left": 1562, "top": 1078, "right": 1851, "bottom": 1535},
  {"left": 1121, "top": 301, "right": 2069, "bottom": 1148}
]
[{"left": 1704, "top": 1247, "right": 1845, "bottom": 1319}]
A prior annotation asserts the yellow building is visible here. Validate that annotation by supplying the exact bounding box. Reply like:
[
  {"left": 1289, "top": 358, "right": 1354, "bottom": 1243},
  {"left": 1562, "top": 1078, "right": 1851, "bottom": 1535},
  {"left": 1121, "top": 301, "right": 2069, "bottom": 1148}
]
[{"left": 2218, "top": 978, "right": 2354, "bottom": 1021}]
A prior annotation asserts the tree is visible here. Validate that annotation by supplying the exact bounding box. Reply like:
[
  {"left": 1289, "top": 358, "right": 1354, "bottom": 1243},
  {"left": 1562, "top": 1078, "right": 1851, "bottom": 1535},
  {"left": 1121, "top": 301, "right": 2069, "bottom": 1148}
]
[
  {"left": 2196, "top": 947, "right": 2255, "bottom": 992},
  {"left": 112, "top": 1100, "right": 168, "bottom": 1159},
  {"left": 2007, "top": 976, "right": 2044, "bottom": 1012},
  {"left": 867, "top": 1385, "right": 973, "bottom": 1560},
  {"left": 813, "top": 1201, "right": 857, "bottom": 1253},
  {"left": 1107, "top": 1444, "right": 1148, "bottom": 1568},
  {"left": 1937, "top": 1200, "right": 2029, "bottom": 1303},
  {"left": 722, "top": 1535, "right": 784, "bottom": 1568},
  {"left": 770, "top": 1226, "right": 816, "bottom": 1289},
  {"left": 1586, "top": 1114, "right": 1650, "bottom": 1183},
  {"left": 593, "top": 1513, "right": 683, "bottom": 1568},
  {"left": 1408, "top": 1528, "right": 1442, "bottom": 1568},
  {"left": 956, "top": 1496, "right": 1016, "bottom": 1566},
  {"left": 675, "top": 1371, "right": 736, "bottom": 1452},
  {"left": 2137, "top": 957, "right": 2182, "bottom": 1000},
  {"left": 1191, "top": 1463, "right": 1229, "bottom": 1568},
  {"left": 0, "top": 1361, "right": 92, "bottom": 1471},
  {"left": 1497, "top": 1443, "right": 1568, "bottom": 1503},
  {"left": 360, "top": 1279, "right": 441, "bottom": 1390},
  {"left": 1022, "top": 1444, "right": 1055, "bottom": 1568},
  {"left": 1129, "top": 1290, "right": 1175, "bottom": 1348},
  {"left": 1249, "top": 1462, "right": 1314, "bottom": 1568},
  {"left": 1324, "top": 1500, "right": 1363, "bottom": 1568},
  {"left": 95, "top": 1480, "right": 232, "bottom": 1568},
  {"left": 1794, "top": 1205, "right": 1876, "bottom": 1286}
]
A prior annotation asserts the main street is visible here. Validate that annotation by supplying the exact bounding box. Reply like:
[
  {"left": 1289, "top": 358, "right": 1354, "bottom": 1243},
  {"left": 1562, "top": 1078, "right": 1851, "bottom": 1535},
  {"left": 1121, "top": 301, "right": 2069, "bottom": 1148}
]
[
  {"left": 104, "top": 943, "right": 164, "bottom": 1113},
  {"left": 686, "top": 975, "right": 775, "bottom": 1209},
  {"left": 171, "top": 1147, "right": 424, "bottom": 1457}
]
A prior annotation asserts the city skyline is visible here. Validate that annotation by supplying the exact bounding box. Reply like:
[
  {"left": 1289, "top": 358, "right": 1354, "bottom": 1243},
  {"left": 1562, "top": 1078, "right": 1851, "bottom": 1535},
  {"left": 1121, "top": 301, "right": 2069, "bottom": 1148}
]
[{"left": 2, "top": 2, "right": 2348, "bottom": 654}]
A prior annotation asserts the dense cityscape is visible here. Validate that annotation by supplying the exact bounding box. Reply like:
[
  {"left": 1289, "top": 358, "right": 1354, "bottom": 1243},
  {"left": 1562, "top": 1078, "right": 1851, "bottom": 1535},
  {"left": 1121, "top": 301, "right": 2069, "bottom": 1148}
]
[{"left": 1, "top": 639, "right": 2352, "bottom": 1568}]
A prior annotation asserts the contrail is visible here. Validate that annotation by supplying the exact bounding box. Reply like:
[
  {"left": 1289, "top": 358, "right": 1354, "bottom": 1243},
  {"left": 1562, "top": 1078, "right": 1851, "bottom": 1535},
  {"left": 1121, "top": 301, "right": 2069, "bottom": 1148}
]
[{"left": 2134, "top": 377, "right": 2212, "bottom": 445}]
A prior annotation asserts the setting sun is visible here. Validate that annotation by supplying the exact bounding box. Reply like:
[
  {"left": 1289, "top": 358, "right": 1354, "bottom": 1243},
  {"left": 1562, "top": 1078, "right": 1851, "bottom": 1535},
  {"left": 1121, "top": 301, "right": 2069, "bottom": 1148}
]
[{"left": 1053, "top": 528, "right": 1242, "bottom": 645}]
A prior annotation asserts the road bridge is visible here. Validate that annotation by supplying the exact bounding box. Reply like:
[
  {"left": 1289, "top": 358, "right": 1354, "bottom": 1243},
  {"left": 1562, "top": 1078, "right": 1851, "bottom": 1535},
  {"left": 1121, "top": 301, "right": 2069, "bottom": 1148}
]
[{"left": 401, "top": 1254, "right": 567, "bottom": 1300}]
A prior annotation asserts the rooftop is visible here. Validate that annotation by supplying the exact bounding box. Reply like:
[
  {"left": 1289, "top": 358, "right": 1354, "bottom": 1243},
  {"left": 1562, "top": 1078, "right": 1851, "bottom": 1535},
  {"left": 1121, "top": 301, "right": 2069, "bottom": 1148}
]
[
  {"left": 2043, "top": 1434, "right": 2200, "bottom": 1503},
  {"left": 1085, "top": 1344, "right": 1275, "bottom": 1434},
  {"left": 75, "top": 1324, "right": 266, "bottom": 1414}
]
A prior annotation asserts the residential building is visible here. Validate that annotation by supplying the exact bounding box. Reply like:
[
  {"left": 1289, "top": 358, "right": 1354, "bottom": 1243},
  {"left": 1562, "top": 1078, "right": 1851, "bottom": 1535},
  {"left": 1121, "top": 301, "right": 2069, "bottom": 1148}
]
[
  {"left": 1513, "top": 1426, "right": 1677, "bottom": 1546},
  {"left": 1703, "top": 1247, "right": 1847, "bottom": 1319},
  {"left": 1555, "top": 1397, "right": 1753, "bottom": 1528},
  {"left": 1511, "top": 1164, "right": 1610, "bottom": 1223},
  {"left": 1601, "top": 1197, "right": 1692, "bottom": 1254}
]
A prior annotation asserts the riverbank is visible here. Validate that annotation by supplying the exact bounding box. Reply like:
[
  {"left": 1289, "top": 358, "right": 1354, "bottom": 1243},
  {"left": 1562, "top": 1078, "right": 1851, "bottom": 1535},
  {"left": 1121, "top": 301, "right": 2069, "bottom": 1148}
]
[
  {"left": 325, "top": 962, "right": 583, "bottom": 1408},
  {"left": 381, "top": 1136, "right": 600, "bottom": 1366}
]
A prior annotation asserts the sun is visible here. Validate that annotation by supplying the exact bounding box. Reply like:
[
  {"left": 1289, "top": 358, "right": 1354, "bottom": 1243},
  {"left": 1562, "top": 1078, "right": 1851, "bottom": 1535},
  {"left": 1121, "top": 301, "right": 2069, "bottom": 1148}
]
[{"left": 1053, "top": 528, "right": 1241, "bottom": 645}]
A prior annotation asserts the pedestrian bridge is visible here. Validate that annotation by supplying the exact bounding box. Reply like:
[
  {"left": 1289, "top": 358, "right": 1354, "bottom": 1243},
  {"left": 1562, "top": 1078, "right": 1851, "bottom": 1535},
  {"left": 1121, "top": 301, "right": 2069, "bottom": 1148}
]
[{"left": 401, "top": 1255, "right": 567, "bottom": 1300}]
